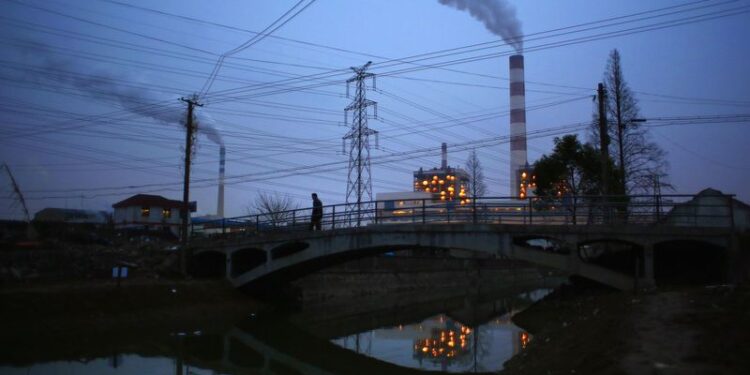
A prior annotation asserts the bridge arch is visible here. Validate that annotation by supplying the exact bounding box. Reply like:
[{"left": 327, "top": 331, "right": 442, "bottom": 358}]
[
  {"left": 577, "top": 239, "right": 643, "bottom": 277},
  {"left": 270, "top": 241, "right": 310, "bottom": 260},
  {"left": 248, "top": 243, "right": 450, "bottom": 288},
  {"left": 512, "top": 234, "right": 570, "bottom": 254},
  {"left": 231, "top": 248, "right": 267, "bottom": 278},
  {"left": 195, "top": 223, "right": 739, "bottom": 291},
  {"left": 653, "top": 239, "right": 726, "bottom": 284}
]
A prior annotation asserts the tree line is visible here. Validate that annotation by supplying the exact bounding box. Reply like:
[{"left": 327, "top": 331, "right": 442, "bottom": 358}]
[{"left": 534, "top": 49, "right": 668, "bottom": 200}]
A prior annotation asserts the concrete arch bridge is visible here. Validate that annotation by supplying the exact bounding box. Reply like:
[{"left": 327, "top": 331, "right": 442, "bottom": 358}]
[{"left": 192, "top": 222, "right": 741, "bottom": 291}]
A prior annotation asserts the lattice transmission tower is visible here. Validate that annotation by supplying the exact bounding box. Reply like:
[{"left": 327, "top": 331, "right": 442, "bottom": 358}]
[{"left": 343, "top": 62, "right": 378, "bottom": 226}]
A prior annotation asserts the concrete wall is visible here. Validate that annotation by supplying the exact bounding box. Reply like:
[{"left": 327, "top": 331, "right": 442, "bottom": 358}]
[{"left": 291, "top": 256, "right": 550, "bottom": 302}]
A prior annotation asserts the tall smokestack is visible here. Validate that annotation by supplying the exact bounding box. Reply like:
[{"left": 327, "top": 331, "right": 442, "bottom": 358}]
[
  {"left": 217, "top": 146, "right": 225, "bottom": 218},
  {"left": 441, "top": 142, "right": 448, "bottom": 169},
  {"left": 509, "top": 54, "right": 527, "bottom": 197}
]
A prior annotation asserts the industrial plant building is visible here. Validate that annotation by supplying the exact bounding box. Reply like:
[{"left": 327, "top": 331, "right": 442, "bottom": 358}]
[
  {"left": 413, "top": 143, "right": 471, "bottom": 204},
  {"left": 376, "top": 143, "right": 472, "bottom": 222}
]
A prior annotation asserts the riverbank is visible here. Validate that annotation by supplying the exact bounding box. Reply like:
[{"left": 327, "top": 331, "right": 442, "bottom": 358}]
[
  {"left": 501, "top": 283, "right": 750, "bottom": 374},
  {"left": 3, "top": 260, "right": 748, "bottom": 373},
  {"left": 0, "top": 279, "right": 264, "bottom": 365}
]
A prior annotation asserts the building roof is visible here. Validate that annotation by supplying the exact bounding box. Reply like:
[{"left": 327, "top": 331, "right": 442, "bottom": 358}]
[
  {"left": 695, "top": 188, "right": 750, "bottom": 211},
  {"left": 34, "top": 208, "right": 109, "bottom": 223},
  {"left": 112, "top": 194, "right": 196, "bottom": 211}
]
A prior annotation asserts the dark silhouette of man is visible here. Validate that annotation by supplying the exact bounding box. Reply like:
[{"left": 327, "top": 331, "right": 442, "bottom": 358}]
[{"left": 310, "top": 193, "right": 323, "bottom": 230}]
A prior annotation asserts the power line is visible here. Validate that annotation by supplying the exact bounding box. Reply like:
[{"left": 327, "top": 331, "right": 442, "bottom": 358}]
[{"left": 199, "top": 0, "right": 316, "bottom": 97}]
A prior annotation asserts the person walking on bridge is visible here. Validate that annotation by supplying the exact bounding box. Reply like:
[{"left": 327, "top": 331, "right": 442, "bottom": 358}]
[{"left": 310, "top": 193, "right": 323, "bottom": 231}]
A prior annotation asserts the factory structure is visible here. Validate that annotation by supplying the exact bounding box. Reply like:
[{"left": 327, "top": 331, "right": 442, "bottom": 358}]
[
  {"left": 406, "top": 55, "right": 534, "bottom": 201},
  {"left": 509, "top": 54, "right": 532, "bottom": 199},
  {"left": 376, "top": 143, "right": 471, "bottom": 218},
  {"left": 217, "top": 146, "right": 225, "bottom": 218},
  {"left": 413, "top": 143, "right": 471, "bottom": 204}
]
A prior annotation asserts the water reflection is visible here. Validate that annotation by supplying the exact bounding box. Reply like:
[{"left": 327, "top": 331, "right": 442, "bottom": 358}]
[
  {"left": 1, "top": 282, "right": 560, "bottom": 375},
  {"left": 330, "top": 289, "right": 547, "bottom": 373},
  {"left": 412, "top": 319, "right": 472, "bottom": 362}
]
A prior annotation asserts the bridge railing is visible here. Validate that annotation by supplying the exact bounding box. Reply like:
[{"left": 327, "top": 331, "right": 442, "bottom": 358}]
[{"left": 190, "top": 193, "right": 736, "bottom": 238}]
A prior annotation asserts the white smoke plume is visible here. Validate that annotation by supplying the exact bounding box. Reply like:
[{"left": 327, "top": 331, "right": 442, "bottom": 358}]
[
  {"left": 193, "top": 108, "right": 223, "bottom": 147},
  {"left": 439, "top": 0, "right": 523, "bottom": 53}
]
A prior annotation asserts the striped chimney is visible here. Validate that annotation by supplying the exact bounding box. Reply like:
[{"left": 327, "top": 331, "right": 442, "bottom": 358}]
[
  {"left": 509, "top": 55, "right": 527, "bottom": 197},
  {"left": 441, "top": 142, "right": 448, "bottom": 169},
  {"left": 217, "top": 146, "right": 225, "bottom": 218}
]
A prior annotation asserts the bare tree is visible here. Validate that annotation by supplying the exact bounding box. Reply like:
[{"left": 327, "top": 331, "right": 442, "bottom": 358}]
[
  {"left": 591, "top": 49, "right": 668, "bottom": 195},
  {"left": 465, "top": 149, "right": 487, "bottom": 198},
  {"left": 246, "top": 192, "right": 298, "bottom": 226}
]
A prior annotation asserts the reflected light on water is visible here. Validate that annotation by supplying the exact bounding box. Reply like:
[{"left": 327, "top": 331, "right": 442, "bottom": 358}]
[{"left": 332, "top": 311, "right": 539, "bottom": 372}]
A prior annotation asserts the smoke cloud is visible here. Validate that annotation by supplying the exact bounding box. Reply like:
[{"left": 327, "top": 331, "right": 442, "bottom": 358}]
[
  {"left": 193, "top": 108, "right": 223, "bottom": 146},
  {"left": 438, "top": 0, "right": 523, "bottom": 53},
  {"left": 19, "top": 41, "right": 223, "bottom": 146}
]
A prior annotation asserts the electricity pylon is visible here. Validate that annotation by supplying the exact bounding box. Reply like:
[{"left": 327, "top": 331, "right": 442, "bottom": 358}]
[{"left": 343, "top": 62, "right": 378, "bottom": 227}]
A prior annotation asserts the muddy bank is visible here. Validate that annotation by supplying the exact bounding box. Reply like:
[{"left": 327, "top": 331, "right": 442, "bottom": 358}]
[
  {"left": 501, "top": 283, "right": 750, "bottom": 374},
  {"left": 0, "top": 279, "right": 264, "bottom": 366}
]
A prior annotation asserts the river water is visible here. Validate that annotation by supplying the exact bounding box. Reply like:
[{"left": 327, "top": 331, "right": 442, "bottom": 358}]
[{"left": 0, "top": 281, "right": 559, "bottom": 375}]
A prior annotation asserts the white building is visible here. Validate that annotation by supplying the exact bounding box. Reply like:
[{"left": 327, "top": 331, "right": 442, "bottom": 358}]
[
  {"left": 376, "top": 191, "right": 434, "bottom": 222},
  {"left": 665, "top": 188, "right": 749, "bottom": 231},
  {"left": 112, "top": 194, "right": 196, "bottom": 237}
]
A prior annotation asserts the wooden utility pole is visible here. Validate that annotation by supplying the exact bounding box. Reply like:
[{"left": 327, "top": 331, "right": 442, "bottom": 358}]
[{"left": 180, "top": 95, "right": 202, "bottom": 276}]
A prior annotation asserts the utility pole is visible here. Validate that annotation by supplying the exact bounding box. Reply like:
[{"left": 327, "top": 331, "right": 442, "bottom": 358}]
[
  {"left": 343, "top": 62, "right": 378, "bottom": 227},
  {"left": 179, "top": 95, "right": 202, "bottom": 276}
]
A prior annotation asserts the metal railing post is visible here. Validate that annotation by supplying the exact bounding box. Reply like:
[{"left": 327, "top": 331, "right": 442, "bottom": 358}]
[
  {"left": 375, "top": 201, "right": 385, "bottom": 224},
  {"left": 528, "top": 196, "right": 533, "bottom": 225},
  {"left": 255, "top": 215, "right": 259, "bottom": 232},
  {"left": 728, "top": 195, "right": 735, "bottom": 231},
  {"left": 332, "top": 205, "right": 336, "bottom": 230},
  {"left": 422, "top": 199, "right": 426, "bottom": 224},
  {"left": 222, "top": 218, "right": 226, "bottom": 236},
  {"left": 292, "top": 210, "right": 296, "bottom": 227},
  {"left": 472, "top": 197, "right": 477, "bottom": 224}
]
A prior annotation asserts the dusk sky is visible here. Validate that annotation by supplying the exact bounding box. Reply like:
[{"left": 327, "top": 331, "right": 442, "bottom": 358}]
[{"left": 1, "top": 0, "right": 748, "bottom": 220}]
